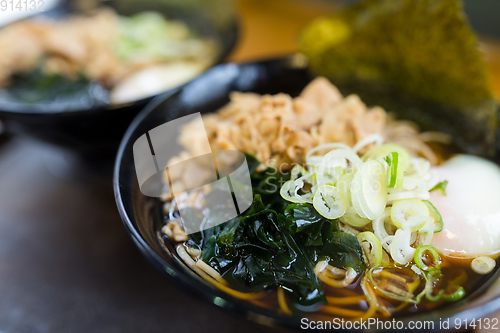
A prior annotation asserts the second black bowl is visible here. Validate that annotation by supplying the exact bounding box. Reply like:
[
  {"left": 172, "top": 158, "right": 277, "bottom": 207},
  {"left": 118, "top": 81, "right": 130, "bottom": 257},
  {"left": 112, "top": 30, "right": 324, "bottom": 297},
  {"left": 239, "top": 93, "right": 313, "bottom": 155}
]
[{"left": 0, "top": 0, "right": 238, "bottom": 155}]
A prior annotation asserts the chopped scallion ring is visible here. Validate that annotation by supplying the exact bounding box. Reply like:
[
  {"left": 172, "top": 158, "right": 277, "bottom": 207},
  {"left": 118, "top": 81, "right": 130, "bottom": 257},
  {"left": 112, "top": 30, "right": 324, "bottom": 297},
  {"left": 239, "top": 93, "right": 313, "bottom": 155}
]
[
  {"left": 415, "top": 269, "right": 443, "bottom": 303},
  {"left": 414, "top": 245, "right": 441, "bottom": 271},
  {"left": 387, "top": 190, "right": 430, "bottom": 202},
  {"left": 425, "top": 270, "right": 444, "bottom": 302},
  {"left": 305, "top": 143, "right": 351, "bottom": 166},
  {"left": 417, "top": 219, "right": 435, "bottom": 245},
  {"left": 429, "top": 180, "right": 448, "bottom": 196},
  {"left": 381, "top": 250, "right": 391, "bottom": 264},
  {"left": 313, "top": 185, "right": 347, "bottom": 219},
  {"left": 426, "top": 290, "right": 444, "bottom": 302},
  {"left": 390, "top": 199, "right": 430, "bottom": 231},
  {"left": 471, "top": 256, "right": 496, "bottom": 275},
  {"left": 382, "top": 235, "right": 394, "bottom": 253},
  {"left": 351, "top": 160, "right": 387, "bottom": 220},
  {"left": 280, "top": 180, "right": 303, "bottom": 203},
  {"left": 322, "top": 148, "right": 362, "bottom": 171},
  {"left": 372, "top": 207, "right": 393, "bottom": 249},
  {"left": 336, "top": 173, "right": 354, "bottom": 203},
  {"left": 390, "top": 228, "right": 416, "bottom": 265},
  {"left": 422, "top": 200, "right": 443, "bottom": 233},
  {"left": 290, "top": 164, "right": 308, "bottom": 181},
  {"left": 317, "top": 166, "right": 344, "bottom": 186},
  {"left": 357, "top": 232, "right": 383, "bottom": 267},
  {"left": 352, "top": 133, "right": 384, "bottom": 154},
  {"left": 280, "top": 178, "right": 314, "bottom": 203},
  {"left": 337, "top": 173, "right": 371, "bottom": 227},
  {"left": 362, "top": 143, "right": 411, "bottom": 171},
  {"left": 386, "top": 151, "right": 404, "bottom": 190},
  {"left": 442, "top": 286, "right": 465, "bottom": 301},
  {"left": 341, "top": 206, "right": 372, "bottom": 227}
]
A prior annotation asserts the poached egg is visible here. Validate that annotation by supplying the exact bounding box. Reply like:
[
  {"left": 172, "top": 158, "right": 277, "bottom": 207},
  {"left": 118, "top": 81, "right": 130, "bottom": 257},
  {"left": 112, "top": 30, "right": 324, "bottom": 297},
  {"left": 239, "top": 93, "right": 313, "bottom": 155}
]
[{"left": 430, "top": 155, "right": 500, "bottom": 257}]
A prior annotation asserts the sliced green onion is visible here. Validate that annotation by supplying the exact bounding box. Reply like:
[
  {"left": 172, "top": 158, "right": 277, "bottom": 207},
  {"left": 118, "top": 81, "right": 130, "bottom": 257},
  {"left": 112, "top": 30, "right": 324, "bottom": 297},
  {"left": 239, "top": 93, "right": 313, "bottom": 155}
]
[
  {"left": 442, "top": 286, "right": 465, "bottom": 301},
  {"left": 422, "top": 200, "right": 443, "bottom": 233},
  {"left": 357, "top": 231, "right": 383, "bottom": 267},
  {"left": 389, "top": 228, "right": 416, "bottom": 265},
  {"left": 426, "top": 290, "right": 444, "bottom": 302},
  {"left": 341, "top": 206, "right": 372, "bottom": 227},
  {"left": 390, "top": 199, "right": 430, "bottom": 231},
  {"left": 471, "top": 256, "right": 496, "bottom": 275},
  {"left": 280, "top": 167, "right": 318, "bottom": 203},
  {"left": 305, "top": 143, "right": 351, "bottom": 166},
  {"left": 362, "top": 143, "right": 411, "bottom": 171},
  {"left": 406, "top": 157, "right": 431, "bottom": 179},
  {"left": 386, "top": 151, "right": 405, "bottom": 190},
  {"left": 336, "top": 173, "right": 371, "bottom": 227},
  {"left": 313, "top": 185, "right": 347, "bottom": 219},
  {"left": 280, "top": 176, "right": 315, "bottom": 203},
  {"left": 321, "top": 148, "right": 362, "bottom": 170},
  {"left": 352, "top": 133, "right": 384, "bottom": 154},
  {"left": 425, "top": 270, "right": 444, "bottom": 302},
  {"left": 417, "top": 219, "right": 435, "bottom": 245},
  {"left": 290, "top": 164, "right": 308, "bottom": 181},
  {"left": 416, "top": 269, "right": 466, "bottom": 303},
  {"left": 429, "top": 180, "right": 448, "bottom": 196},
  {"left": 313, "top": 148, "right": 361, "bottom": 190},
  {"left": 414, "top": 245, "right": 441, "bottom": 271},
  {"left": 318, "top": 166, "right": 344, "bottom": 186},
  {"left": 401, "top": 177, "right": 428, "bottom": 192},
  {"left": 351, "top": 160, "right": 387, "bottom": 220},
  {"left": 280, "top": 180, "right": 304, "bottom": 203},
  {"left": 415, "top": 269, "right": 443, "bottom": 303},
  {"left": 382, "top": 235, "right": 394, "bottom": 253},
  {"left": 336, "top": 172, "right": 354, "bottom": 203},
  {"left": 372, "top": 207, "right": 394, "bottom": 251},
  {"left": 372, "top": 208, "right": 390, "bottom": 240},
  {"left": 381, "top": 250, "right": 391, "bottom": 264},
  {"left": 387, "top": 190, "right": 430, "bottom": 202}
]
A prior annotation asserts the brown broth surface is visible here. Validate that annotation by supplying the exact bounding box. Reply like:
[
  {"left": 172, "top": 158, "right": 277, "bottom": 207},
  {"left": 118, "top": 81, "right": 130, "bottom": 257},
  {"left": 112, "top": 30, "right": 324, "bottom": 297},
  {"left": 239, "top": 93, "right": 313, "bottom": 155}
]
[{"left": 240, "top": 255, "right": 495, "bottom": 319}]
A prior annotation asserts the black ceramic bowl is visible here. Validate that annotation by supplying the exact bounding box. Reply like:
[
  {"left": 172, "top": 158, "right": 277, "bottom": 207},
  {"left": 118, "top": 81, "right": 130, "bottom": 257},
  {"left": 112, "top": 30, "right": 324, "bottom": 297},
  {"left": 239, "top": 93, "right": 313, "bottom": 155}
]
[
  {"left": 0, "top": 0, "right": 237, "bottom": 155},
  {"left": 114, "top": 56, "right": 500, "bottom": 332}
]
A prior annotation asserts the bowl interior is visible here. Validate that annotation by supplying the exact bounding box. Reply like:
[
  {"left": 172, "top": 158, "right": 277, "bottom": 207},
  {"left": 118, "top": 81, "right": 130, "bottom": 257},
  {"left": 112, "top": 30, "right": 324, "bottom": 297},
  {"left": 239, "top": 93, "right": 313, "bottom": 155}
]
[{"left": 115, "top": 57, "right": 500, "bottom": 331}]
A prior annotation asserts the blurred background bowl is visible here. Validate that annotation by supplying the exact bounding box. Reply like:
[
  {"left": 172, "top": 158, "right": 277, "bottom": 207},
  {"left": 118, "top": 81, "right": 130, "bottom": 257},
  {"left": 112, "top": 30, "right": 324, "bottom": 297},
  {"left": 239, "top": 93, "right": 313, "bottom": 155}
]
[
  {"left": 114, "top": 56, "right": 500, "bottom": 331},
  {"left": 0, "top": 0, "right": 238, "bottom": 157}
]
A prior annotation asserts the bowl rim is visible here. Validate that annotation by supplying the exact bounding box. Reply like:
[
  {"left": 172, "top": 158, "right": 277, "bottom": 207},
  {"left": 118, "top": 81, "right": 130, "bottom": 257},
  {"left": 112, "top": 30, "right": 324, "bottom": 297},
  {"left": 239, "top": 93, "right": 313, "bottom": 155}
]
[
  {"left": 113, "top": 57, "right": 500, "bottom": 332},
  {"left": 0, "top": 1, "right": 239, "bottom": 116}
]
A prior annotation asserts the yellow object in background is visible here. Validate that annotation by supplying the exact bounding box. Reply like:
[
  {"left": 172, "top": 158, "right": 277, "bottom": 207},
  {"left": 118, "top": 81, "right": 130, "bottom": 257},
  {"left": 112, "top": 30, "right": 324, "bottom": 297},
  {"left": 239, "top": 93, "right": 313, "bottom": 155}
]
[{"left": 230, "top": 0, "right": 500, "bottom": 101}]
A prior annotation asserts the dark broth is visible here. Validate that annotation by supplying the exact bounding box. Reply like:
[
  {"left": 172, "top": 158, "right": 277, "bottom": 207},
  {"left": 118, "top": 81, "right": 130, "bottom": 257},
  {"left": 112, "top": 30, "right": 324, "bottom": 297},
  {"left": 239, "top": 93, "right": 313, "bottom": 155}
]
[
  {"left": 252, "top": 256, "right": 495, "bottom": 319},
  {"left": 159, "top": 205, "right": 498, "bottom": 320}
]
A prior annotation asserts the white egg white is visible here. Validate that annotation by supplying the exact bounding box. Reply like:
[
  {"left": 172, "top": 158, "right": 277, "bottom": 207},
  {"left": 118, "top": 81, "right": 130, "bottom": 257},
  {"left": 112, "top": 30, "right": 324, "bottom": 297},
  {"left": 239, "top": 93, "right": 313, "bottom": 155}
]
[
  {"left": 430, "top": 155, "right": 500, "bottom": 257},
  {"left": 109, "top": 61, "right": 205, "bottom": 104}
]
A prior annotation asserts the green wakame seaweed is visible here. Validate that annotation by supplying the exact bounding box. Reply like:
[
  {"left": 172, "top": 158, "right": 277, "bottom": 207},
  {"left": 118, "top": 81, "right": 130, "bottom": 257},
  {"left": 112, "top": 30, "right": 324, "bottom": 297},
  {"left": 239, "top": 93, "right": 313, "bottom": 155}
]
[{"left": 188, "top": 155, "right": 366, "bottom": 310}]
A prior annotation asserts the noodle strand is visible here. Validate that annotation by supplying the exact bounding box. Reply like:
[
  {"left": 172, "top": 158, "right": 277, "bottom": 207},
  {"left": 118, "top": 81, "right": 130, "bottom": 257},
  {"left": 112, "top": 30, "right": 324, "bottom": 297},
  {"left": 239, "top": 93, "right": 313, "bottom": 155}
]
[
  {"left": 277, "top": 287, "right": 293, "bottom": 315},
  {"left": 326, "top": 295, "right": 365, "bottom": 305},
  {"left": 321, "top": 306, "right": 365, "bottom": 317}
]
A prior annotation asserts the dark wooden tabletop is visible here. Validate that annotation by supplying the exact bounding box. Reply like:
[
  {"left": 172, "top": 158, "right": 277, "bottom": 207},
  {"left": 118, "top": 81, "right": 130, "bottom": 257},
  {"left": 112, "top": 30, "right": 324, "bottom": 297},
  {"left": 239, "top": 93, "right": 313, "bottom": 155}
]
[{"left": 0, "top": 138, "right": 273, "bottom": 333}]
